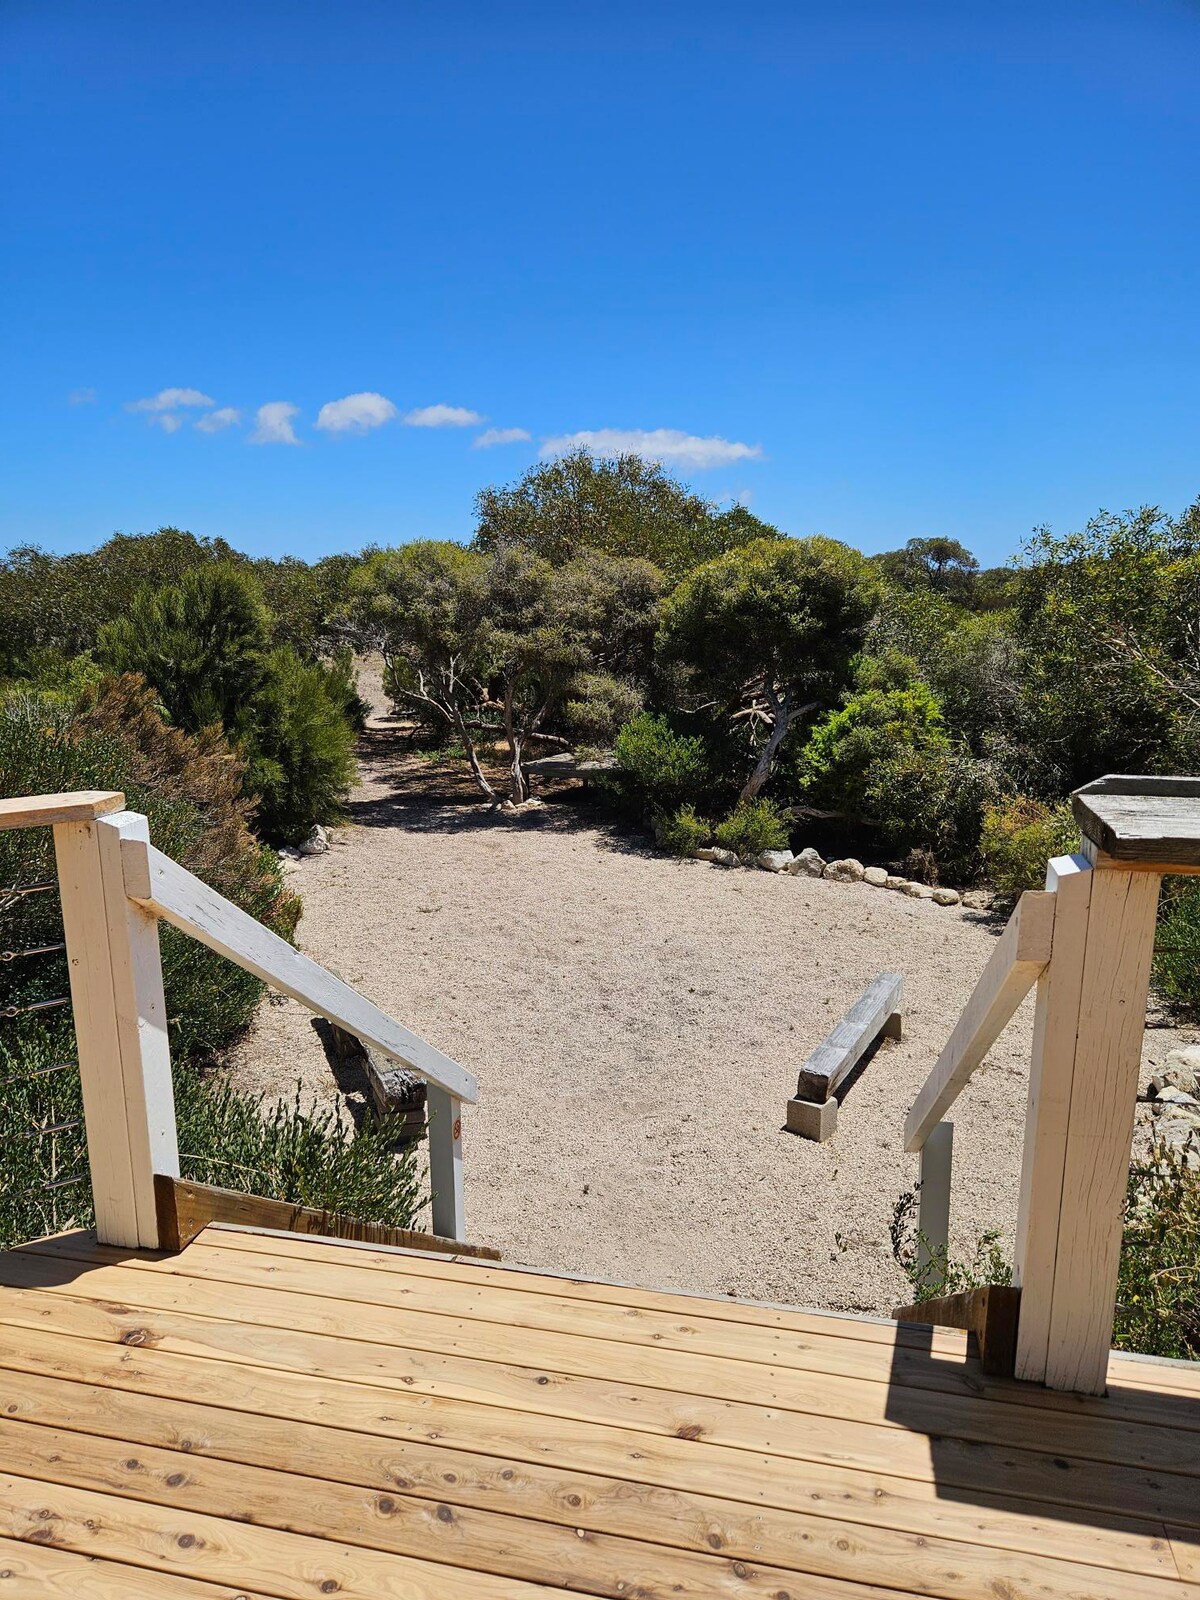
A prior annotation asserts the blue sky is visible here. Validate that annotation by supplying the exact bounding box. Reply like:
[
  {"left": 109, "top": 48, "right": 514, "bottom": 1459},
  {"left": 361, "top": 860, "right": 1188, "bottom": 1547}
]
[{"left": 2, "top": 1, "right": 1198, "bottom": 565}]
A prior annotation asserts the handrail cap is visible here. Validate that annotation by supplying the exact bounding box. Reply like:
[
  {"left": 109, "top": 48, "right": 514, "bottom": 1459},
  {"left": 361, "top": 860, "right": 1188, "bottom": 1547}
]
[{"left": 0, "top": 791, "right": 126, "bottom": 830}]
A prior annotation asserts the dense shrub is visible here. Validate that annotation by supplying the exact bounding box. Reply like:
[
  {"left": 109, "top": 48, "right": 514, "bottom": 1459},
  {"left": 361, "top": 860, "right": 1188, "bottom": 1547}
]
[
  {"left": 714, "top": 797, "right": 789, "bottom": 859},
  {"left": 614, "top": 712, "right": 709, "bottom": 813},
  {"left": 1113, "top": 1138, "right": 1200, "bottom": 1360},
  {"left": 1153, "top": 878, "right": 1200, "bottom": 1015},
  {"left": 979, "top": 795, "right": 1077, "bottom": 900},
  {"left": 563, "top": 674, "right": 643, "bottom": 748},
  {"left": 653, "top": 803, "right": 711, "bottom": 857},
  {"left": 98, "top": 564, "right": 355, "bottom": 841}
]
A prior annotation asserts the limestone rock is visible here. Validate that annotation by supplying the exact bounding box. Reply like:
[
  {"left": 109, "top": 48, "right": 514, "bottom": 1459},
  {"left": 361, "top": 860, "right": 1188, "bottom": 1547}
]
[
  {"left": 1160, "top": 1046, "right": 1200, "bottom": 1097},
  {"left": 787, "top": 847, "right": 826, "bottom": 877},
  {"left": 824, "top": 858, "right": 865, "bottom": 884},
  {"left": 757, "top": 849, "right": 794, "bottom": 873},
  {"left": 932, "top": 888, "right": 961, "bottom": 907},
  {"left": 710, "top": 847, "right": 740, "bottom": 867},
  {"left": 694, "top": 847, "right": 719, "bottom": 861},
  {"left": 961, "top": 889, "right": 992, "bottom": 910},
  {"left": 298, "top": 825, "right": 330, "bottom": 856},
  {"left": 885, "top": 874, "right": 907, "bottom": 891},
  {"left": 1150, "top": 1085, "right": 1200, "bottom": 1111},
  {"left": 277, "top": 846, "right": 302, "bottom": 862},
  {"left": 863, "top": 866, "right": 889, "bottom": 887},
  {"left": 902, "top": 881, "right": 935, "bottom": 900}
]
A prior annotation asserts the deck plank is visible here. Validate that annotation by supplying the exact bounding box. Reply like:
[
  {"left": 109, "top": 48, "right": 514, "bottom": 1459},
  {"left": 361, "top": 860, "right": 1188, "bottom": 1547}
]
[
  {"left": 9, "top": 1416, "right": 1169, "bottom": 1600},
  {"left": 3, "top": 1245, "right": 1199, "bottom": 1474},
  {"left": 0, "top": 1364, "right": 1180, "bottom": 1581},
  {"left": 0, "top": 1282, "right": 1198, "bottom": 1535},
  {"left": 0, "top": 1230, "right": 1195, "bottom": 1599},
  {"left": 0, "top": 1535, "right": 279, "bottom": 1598}
]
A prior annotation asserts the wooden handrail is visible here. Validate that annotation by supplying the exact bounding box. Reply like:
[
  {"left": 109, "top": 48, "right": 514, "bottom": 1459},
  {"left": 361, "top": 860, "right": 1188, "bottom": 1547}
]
[
  {"left": 0, "top": 790, "right": 125, "bottom": 829},
  {"left": 121, "top": 836, "right": 478, "bottom": 1104},
  {"left": 904, "top": 890, "right": 1056, "bottom": 1153}
]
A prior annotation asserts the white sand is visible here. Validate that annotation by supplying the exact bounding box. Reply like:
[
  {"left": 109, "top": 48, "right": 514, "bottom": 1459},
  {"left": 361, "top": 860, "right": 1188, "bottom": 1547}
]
[{"left": 228, "top": 665, "right": 1195, "bottom": 1313}]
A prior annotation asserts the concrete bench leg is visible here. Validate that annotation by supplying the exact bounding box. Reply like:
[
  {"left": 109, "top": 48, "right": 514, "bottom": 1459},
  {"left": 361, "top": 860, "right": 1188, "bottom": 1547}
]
[{"left": 786, "top": 1096, "right": 838, "bottom": 1142}]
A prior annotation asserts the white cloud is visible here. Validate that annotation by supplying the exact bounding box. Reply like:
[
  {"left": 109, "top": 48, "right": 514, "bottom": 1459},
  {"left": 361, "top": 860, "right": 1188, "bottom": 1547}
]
[
  {"left": 315, "top": 391, "right": 398, "bottom": 435},
  {"left": 404, "top": 403, "right": 485, "bottom": 428},
  {"left": 250, "top": 401, "right": 301, "bottom": 446},
  {"left": 68, "top": 387, "right": 96, "bottom": 406},
  {"left": 126, "top": 387, "right": 215, "bottom": 414},
  {"left": 195, "top": 407, "right": 241, "bottom": 434},
  {"left": 539, "top": 428, "right": 763, "bottom": 471},
  {"left": 151, "top": 412, "right": 184, "bottom": 434},
  {"left": 472, "top": 426, "right": 532, "bottom": 449}
]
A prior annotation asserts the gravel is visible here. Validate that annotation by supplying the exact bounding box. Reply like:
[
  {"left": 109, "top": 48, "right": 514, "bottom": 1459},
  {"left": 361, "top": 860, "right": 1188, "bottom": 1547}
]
[{"left": 227, "top": 663, "right": 1196, "bottom": 1314}]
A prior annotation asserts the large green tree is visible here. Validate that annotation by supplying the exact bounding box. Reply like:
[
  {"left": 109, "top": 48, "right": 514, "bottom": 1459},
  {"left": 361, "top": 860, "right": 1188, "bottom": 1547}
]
[
  {"left": 658, "top": 536, "right": 879, "bottom": 802},
  {"left": 474, "top": 449, "right": 780, "bottom": 581}
]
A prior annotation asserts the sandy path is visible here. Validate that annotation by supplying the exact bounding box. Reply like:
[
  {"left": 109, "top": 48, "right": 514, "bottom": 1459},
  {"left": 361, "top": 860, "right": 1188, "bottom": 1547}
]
[{"left": 228, "top": 670, "right": 1194, "bottom": 1313}]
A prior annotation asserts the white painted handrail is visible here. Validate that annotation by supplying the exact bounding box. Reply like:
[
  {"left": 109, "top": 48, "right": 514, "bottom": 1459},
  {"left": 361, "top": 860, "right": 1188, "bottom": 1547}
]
[
  {"left": 1, "top": 793, "right": 475, "bottom": 1249},
  {"left": 121, "top": 838, "right": 478, "bottom": 1104},
  {"left": 904, "top": 889, "right": 1055, "bottom": 1153}
]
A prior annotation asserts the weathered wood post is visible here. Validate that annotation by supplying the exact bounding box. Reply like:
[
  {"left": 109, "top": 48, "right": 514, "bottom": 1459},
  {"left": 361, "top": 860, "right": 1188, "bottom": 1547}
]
[
  {"left": 53, "top": 806, "right": 179, "bottom": 1249},
  {"left": 427, "top": 1085, "right": 465, "bottom": 1241},
  {"left": 1014, "top": 776, "right": 1199, "bottom": 1394}
]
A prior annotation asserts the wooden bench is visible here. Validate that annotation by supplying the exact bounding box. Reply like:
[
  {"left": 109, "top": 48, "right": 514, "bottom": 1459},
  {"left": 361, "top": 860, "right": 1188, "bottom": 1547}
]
[{"left": 786, "top": 972, "right": 903, "bottom": 1141}]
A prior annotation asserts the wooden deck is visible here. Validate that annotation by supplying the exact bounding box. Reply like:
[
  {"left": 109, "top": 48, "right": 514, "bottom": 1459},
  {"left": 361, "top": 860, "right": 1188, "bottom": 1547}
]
[{"left": 0, "top": 1229, "right": 1196, "bottom": 1598}]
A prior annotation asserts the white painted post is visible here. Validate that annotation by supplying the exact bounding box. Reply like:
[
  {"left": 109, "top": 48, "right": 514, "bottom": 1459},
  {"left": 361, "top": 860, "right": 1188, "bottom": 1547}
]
[
  {"left": 917, "top": 1121, "right": 953, "bottom": 1289},
  {"left": 1015, "top": 854, "right": 1160, "bottom": 1393},
  {"left": 53, "top": 810, "right": 178, "bottom": 1249},
  {"left": 427, "top": 1084, "right": 465, "bottom": 1241}
]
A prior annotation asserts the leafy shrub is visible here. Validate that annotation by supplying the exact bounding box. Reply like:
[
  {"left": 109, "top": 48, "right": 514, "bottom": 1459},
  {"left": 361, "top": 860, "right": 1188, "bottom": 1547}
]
[
  {"left": 0, "top": 680, "right": 298, "bottom": 1063},
  {"left": 980, "top": 794, "right": 1077, "bottom": 899},
  {"left": 98, "top": 564, "right": 356, "bottom": 841},
  {"left": 1114, "top": 1137, "right": 1200, "bottom": 1360},
  {"left": 1153, "top": 878, "right": 1200, "bottom": 1016},
  {"left": 653, "top": 803, "right": 711, "bottom": 857},
  {"left": 614, "top": 712, "right": 708, "bottom": 811},
  {"left": 563, "top": 673, "right": 643, "bottom": 747},
  {"left": 714, "top": 797, "right": 789, "bottom": 859}
]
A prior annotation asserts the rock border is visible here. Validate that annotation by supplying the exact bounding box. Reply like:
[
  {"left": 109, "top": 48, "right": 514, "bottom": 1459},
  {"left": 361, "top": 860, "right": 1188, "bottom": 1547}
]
[{"left": 689, "top": 843, "right": 991, "bottom": 911}]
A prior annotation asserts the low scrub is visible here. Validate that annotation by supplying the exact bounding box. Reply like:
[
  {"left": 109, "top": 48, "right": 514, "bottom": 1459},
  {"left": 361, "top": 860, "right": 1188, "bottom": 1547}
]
[
  {"left": 714, "top": 797, "right": 789, "bottom": 860},
  {"left": 653, "top": 803, "right": 711, "bottom": 857},
  {"left": 979, "top": 794, "right": 1077, "bottom": 899}
]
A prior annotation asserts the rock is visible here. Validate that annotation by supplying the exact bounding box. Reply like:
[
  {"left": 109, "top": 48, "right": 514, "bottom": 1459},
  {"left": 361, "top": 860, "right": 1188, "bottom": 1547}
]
[
  {"left": 1155, "top": 1117, "right": 1200, "bottom": 1167},
  {"left": 277, "top": 846, "right": 302, "bottom": 862},
  {"left": 902, "top": 881, "right": 935, "bottom": 900},
  {"left": 757, "top": 849, "right": 794, "bottom": 873},
  {"left": 961, "top": 889, "right": 992, "bottom": 910},
  {"left": 1160, "top": 1047, "right": 1200, "bottom": 1096},
  {"left": 863, "top": 866, "right": 889, "bottom": 887},
  {"left": 787, "top": 847, "right": 826, "bottom": 877},
  {"left": 298, "top": 825, "right": 329, "bottom": 856},
  {"left": 885, "top": 874, "right": 907, "bottom": 891},
  {"left": 823, "top": 858, "right": 865, "bottom": 883},
  {"left": 710, "top": 847, "right": 740, "bottom": 867},
  {"left": 932, "top": 888, "right": 961, "bottom": 907},
  {"left": 694, "top": 847, "right": 719, "bottom": 861},
  {"left": 1150, "top": 1085, "right": 1200, "bottom": 1111}
]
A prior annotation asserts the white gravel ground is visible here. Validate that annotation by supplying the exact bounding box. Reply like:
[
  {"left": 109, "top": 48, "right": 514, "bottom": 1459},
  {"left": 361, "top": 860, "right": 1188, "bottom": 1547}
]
[{"left": 227, "top": 666, "right": 1195, "bottom": 1314}]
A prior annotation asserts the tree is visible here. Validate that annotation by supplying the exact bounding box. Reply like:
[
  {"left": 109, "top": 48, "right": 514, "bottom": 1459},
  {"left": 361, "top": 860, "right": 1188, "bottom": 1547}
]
[
  {"left": 474, "top": 449, "right": 780, "bottom": 581},
  {"left": 657, "top": 536, "right": 879, "bottom": 802},
  {"left": 874, "top": 537, "right": 979, "bottom": 605},
  {"left": 349, "top": 541, "right": 500, "bottom": 800}
]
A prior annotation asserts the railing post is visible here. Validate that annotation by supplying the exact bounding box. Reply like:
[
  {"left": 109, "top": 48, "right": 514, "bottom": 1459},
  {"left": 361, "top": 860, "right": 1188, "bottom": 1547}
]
[
  {"left": 427, "top": 1085, "right": 465, "bottom": 1241},
  {"left": 916, "top": 1120, "right": 953, "bottom": 1290},
  {"left": 1014, "top": 852, "right": 1160, "bottom": 1393},
  {"left": 54, "top": 810, "right": 178, "bottom": 1249}
]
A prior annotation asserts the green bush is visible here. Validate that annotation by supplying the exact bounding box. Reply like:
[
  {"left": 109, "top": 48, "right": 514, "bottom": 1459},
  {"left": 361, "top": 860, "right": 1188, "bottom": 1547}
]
[
  {"left": 714, "top": 797, "right": 789, "bottom": 859},
  {"left": 653, "top": 803, "right": 711, "bottom": 857},
  {"left": 980, "top": 794, "right": 1077, "bottom": 899},
  {"left": 614, "top": 712, "right": 708, "bottom": 812},
  {"left": 98, "top": 564, "right": 356, "bottom": 842},
  {"left": 1113, "top": 1138, "right": 1200, "bottom": 1360},
  {"left": 1153, "top": 878, "right": 1200, "bottom": 1015}
]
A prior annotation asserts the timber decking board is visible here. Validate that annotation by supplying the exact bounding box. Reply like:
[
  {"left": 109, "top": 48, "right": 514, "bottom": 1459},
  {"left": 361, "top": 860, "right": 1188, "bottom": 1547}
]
[{"left": 0, "top": 1229, "right": 1194, "bottom": 1600}]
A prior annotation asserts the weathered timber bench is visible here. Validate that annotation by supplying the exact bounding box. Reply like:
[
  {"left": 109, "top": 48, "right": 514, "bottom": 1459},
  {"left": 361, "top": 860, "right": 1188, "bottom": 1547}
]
[{"left": 786, "top": 972, "right": 903, "bottom": 1141}]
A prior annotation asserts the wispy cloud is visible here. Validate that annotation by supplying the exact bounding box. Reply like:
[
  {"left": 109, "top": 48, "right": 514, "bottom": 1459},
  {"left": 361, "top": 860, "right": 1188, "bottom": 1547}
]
[
  {"left": 127, "top": 387, "right": 215, "bottom": 415},
  {"left": 68, "top": 387, "right": 96, "bottom": 406},
  {"left": 195, "top": 407, "right": 241, "bottom": 434},
  {"left": 250, "top": 401, "right": 301, "bottom": 446},
  {"left": 473, "top": 426, "right": 532, "bottom": 449},
  {"left": 540, "top": 428, "right": 763, "bottom": 471},
  {"left": 316, "top": 392, "right": 398, "bottom": 435},
  {"left": 152, "top": 413, "right": 184, "bottom": 434},
  {"left": 404, "top": 404, "right": 485, "bottom": 428}
]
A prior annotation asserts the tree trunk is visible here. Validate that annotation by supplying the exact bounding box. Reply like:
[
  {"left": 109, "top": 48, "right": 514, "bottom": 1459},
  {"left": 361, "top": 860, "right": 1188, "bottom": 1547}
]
[
  {"left": 736, "top": 690, "right": 818, "bottom": 804},
  {"left": 503, "top": 683, "right": 527, "bottom": 804},
  {"left": 450, "top": 706, "right": 500, "bottom": 803}
]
